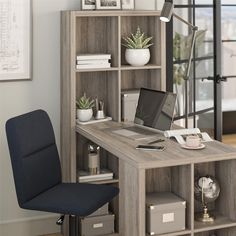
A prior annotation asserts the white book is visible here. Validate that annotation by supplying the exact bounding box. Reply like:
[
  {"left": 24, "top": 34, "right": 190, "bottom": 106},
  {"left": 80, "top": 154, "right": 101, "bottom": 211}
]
[
  {"left": 77, "top": 54, "right": 111, "bottom": 60},
  {"left": 76, "top": 63, "right": 111, "bottom": 70},
  {"left": 79, "top": 176, "right": 113, "bottom": 183},
  {"left": 76, "top": 59, "right": 109, "bottom": 65},
  {"left": 78, "top": 169, "right": 114, "bottom": 183}
]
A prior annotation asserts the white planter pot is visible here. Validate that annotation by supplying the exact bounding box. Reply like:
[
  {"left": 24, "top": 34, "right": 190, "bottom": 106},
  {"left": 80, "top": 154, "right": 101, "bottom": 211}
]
[
  {"left": 77, "top": 108, "right": 93, "bottom": 122},
  {"left": 125, "top": 49, "right": 151, "bottom": 66}
]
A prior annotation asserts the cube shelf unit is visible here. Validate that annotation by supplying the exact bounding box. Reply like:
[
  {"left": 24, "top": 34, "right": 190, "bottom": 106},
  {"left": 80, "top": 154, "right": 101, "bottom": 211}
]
[
  {"left": 145, "top": 159, "right": 236, "bottom": 236},
  {"left": 61, "top": 10, "right": 166, "bottom": 236}
]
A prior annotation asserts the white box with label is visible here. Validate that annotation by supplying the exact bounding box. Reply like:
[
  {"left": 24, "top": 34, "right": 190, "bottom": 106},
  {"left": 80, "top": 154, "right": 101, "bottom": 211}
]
[
  {"left": 146, "top": 192, "right": 186, "bottom": 235},
  {"left": 121, "top": 90, "right": 140, "bottom": 122}
]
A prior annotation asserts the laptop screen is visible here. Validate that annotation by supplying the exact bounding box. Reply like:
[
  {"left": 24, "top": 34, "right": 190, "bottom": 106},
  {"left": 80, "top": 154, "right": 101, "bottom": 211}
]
[{"left": 134, "top": 88, "right": 177, "bottom": 131}]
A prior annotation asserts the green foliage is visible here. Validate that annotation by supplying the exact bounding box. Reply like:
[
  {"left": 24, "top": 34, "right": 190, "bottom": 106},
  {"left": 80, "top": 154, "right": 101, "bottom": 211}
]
[
  {"left": 76, "top": 93, "right": 95, "bottom": 110},
  {"left": 122, "top": 26, "right": 153, "bottom": 49},
  {"left": 173, "top": 30, "right": 206, "bottom": 61},
  {"left": 173, "top": 30, "right": 207, "bottom": 84}
]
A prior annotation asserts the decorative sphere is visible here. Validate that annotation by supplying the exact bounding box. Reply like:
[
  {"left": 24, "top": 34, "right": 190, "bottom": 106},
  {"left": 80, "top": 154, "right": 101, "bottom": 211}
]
[{"left": 194, "top": 176, "right": 220, "bottom": 204}]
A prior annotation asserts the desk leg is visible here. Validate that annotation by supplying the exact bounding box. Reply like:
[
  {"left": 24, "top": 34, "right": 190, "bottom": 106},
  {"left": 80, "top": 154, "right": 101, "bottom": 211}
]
[{"left": 119, "top": 160, "right": 146, "bottom": 236}]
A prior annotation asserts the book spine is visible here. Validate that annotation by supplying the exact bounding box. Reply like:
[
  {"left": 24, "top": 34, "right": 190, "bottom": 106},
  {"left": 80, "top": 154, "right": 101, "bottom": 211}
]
[
  {"left": 79, "top": 176, "right": 113, "bottom": 183},
  {"left": 77, "top": 55, "right": 111, "bottom": 60},
  {"left": 76, "top": 59, "right": 109, "bottom": 65},
  {"left": 76, "top": 63, "right": 111, "bottom": 70}
]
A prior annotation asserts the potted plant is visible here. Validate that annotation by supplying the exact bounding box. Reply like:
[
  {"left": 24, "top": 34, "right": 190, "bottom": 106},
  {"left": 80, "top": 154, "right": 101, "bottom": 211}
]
[
  {"left": 76, "top": 93, "right": 95, "bottom": 122},
  {"left": 122, "top": 26, "right": 153, "bottom": 66}
]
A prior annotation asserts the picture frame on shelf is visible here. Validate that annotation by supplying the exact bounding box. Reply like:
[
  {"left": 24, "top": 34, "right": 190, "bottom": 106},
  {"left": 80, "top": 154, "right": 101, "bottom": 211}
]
[
  {"left": 121, "top": 0, "right": 134, "bottom": 9},
  {"left": 96, "top": 0, "right": 121, "bottom": 10},
  {"left": 82, "top": 0, "right": 96, "bottom": 10},
  {"left": 0, "top": 0, "right": 32, "bottom": 81}
]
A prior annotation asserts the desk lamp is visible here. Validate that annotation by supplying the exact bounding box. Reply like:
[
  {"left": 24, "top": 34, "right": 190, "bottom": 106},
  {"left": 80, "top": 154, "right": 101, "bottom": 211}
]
[{"left": 160, "top": 0, "right": 198, "bottom": 128}]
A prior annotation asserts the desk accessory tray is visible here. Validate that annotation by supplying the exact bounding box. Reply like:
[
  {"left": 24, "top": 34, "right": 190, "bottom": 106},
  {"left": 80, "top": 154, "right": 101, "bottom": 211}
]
[{"left": 76, "top": 117, "right": 112, "bottom": 125}]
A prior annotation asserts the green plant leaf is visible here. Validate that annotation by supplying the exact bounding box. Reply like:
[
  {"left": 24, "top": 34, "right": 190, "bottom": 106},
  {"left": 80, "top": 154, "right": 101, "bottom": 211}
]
[
  {"left": 143, "top": 44, "right": 153, "bottom": 49},
  {"left": 122, "top": 26, "right": 153, "bottom": 49},
  {"left": 77, "top": 93, "right": 95, "bottom": 109}
]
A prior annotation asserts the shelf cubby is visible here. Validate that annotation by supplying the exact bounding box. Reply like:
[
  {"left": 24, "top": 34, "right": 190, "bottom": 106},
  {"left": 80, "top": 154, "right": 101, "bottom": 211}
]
[
  {"left": 76, "top": 134, "right": 119, "bottom": 182},
  {"left": 145, "top": 165, "right": 193, "bottom": 232},
  {"left": 194, "top": 160, "right": 236, "bottom": 232},
  {"left": 121, "top": 69, "right": 161, "bottom": 91},
  {"left": 75, "top": 16, "right": 119, "bottom": 67},
  {"left": 120, "top": 15, "right": 162, "bottom": 67},
  {"left": 76, "top": 71, "right": 120, "bottom": 121},
  {"left": 76, "top": 134, "right": 120, "bottom": 234}
]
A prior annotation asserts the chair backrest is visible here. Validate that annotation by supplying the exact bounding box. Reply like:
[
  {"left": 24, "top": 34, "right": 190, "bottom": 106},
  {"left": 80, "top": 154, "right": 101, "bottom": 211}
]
[{"left": 6, "top": 110, "right": 62, "bottom": 207}]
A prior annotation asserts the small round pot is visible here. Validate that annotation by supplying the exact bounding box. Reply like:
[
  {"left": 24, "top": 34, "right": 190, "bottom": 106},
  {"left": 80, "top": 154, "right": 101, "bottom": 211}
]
[
  {"left": 77, "top": 108, "right": 93, "bottom": 122},
  {"left": 125, "top": 48, "right": 150, "bottom": 67}
]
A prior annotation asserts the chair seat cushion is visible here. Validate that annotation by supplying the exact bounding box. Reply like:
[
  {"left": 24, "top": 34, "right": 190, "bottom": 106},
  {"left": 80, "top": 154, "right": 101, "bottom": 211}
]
[{"left": 22, "top": 183, "right": 119, "bottom": 217}]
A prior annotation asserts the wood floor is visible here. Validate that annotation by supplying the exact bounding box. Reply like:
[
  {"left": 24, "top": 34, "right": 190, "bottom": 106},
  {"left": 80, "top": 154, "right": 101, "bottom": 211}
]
[{"left": 223, "top": 134, "right": 236, "bottom": 147}]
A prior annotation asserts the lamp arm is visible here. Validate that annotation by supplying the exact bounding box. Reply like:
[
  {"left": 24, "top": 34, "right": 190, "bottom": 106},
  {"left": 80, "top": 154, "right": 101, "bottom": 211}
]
[
  {"left": 172, "top": 13, "right": 199, "bottom": 128},
  {"left": 172, "top": 12, "right": 198, "bottom": 78},
  {"left": 173, "top": 12, "right": 197, "bottom": 30},
  {"left": 186, "top": 28, "right": 198, "bottom": 78}
]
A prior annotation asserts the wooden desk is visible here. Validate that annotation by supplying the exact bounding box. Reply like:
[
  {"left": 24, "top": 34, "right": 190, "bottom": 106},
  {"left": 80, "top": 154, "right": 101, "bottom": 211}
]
[{"left": 77, "top": 121, "right": 236, "bottom": 236}]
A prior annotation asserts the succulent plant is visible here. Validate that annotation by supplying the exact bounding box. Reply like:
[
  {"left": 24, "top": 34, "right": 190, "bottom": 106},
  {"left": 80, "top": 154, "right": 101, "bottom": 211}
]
[
  {"left": 76, "top": 93, "right": 95, "bottom": 110},
  {"left": 122, "top": 26, "right": 153, "bottom": 49}
]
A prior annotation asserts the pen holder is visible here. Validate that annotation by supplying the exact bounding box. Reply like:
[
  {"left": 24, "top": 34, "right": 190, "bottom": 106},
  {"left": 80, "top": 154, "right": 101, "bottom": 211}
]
[
  {"left": 95, "top": 110, "right": 105, "bottom": 120},
  {"left": 88, "top": 143, "right": 100, "bottom": 174},
  {"left": 88, "top": 153, "right": 100, "bottom": 175}
]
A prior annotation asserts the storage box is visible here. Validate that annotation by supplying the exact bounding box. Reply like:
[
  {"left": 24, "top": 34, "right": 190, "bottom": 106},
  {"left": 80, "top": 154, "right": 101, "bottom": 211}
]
[
  {"left": 80, "top": 214, "right": 115, "bottom": 236},
  {"left": 88, "top": 203, "right": 109, "bottom": 217},
  {"left": 121, "top": 90, "right": 140, "bottom": 122},
  {"left": 146, "top": 192, "right": 186, "bottom": 235}
]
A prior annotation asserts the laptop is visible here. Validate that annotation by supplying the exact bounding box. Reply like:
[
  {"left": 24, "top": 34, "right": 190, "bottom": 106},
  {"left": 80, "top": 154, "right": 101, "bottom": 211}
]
[{"left": 113, "top": 88, "right": 177, "bottom": 140}]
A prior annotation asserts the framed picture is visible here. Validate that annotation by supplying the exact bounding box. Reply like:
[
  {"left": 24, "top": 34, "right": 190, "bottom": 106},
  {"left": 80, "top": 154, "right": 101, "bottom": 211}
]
[
  {"left": 121, "top": 0, "right": 134, "bottom": 9},
  {"left": 0, "top": 0, "right": 32, "bottom": 81},
  {"left": 96, "top": 0, "right": 121, "bottom": 10},
  {"left": 82, "top": 0, "right": 96, "bottom": 10}
]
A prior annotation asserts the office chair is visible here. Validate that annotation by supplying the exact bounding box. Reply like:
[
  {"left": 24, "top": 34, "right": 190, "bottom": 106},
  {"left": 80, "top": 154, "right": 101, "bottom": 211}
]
[{"left": 5, "top": 110, "right": 119, "bottom": 236}]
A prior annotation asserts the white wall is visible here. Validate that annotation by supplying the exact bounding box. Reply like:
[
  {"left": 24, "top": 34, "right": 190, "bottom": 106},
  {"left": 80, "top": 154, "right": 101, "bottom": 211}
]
[
  {"left": 0, "top": 0, "right": 79, "bottom": 235},
  {"left": 0, "top": 0, "right": 165, "bottom": 235},
  {"left": 135, "top": 0, "right": 164, "bottom": 10}
]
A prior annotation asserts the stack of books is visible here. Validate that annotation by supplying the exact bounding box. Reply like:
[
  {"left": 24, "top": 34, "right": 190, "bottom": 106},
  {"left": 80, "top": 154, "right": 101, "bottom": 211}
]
[
  {"left": 78, "top": 169, "right": 114, "bottom": 183},
  {"left": 76, "top": 54, "right": 111, "bottom": 70}
]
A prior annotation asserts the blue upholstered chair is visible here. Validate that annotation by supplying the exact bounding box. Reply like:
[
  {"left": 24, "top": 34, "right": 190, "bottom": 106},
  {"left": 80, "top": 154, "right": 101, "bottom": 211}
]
[{"left": 5, "top": 110, "right": 119, "bottom": 236}]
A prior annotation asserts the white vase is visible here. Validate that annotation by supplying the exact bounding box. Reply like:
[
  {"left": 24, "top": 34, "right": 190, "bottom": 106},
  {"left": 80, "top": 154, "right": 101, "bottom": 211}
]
[
  {"left": 125, "top": 49, "right": 151, "bottom": 66},
  {"left": 77, "top": 109, "right": 93, "bottom": 122}
]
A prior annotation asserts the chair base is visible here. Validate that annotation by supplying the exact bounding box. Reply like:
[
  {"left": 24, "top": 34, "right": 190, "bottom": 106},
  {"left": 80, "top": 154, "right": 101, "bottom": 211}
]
[{"left": 69, "top": 215, "right": 79, "bottom": 236}]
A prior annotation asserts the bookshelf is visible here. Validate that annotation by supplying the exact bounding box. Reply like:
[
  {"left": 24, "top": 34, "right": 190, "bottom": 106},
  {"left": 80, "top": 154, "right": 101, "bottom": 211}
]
[
  {"left": 61, "top": 10, "right": 236, "bottom": 236},
  {"left": 61, "top": 10, "right": 166, "bottom": 236}
]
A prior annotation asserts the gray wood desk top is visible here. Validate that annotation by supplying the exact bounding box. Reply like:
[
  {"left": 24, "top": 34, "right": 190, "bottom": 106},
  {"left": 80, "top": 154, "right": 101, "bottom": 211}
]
[{"left": 76, "top": 121, "right": 236, "bottom": 169}]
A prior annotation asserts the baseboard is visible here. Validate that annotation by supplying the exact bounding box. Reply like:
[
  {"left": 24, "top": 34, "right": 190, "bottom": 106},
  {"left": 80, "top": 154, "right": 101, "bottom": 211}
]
[{"left": 0, "top": 214, "right": 61, "bottom": 236}]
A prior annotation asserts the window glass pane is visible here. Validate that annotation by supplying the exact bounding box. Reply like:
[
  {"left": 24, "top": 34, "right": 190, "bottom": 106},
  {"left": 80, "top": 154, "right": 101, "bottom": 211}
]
[
  {"left": 197, "top": 112, "right": 214, "bottom": 137},
  {"left": 222, "top": 6, "right": 236, "bottom": 112},
  {"left": 174, "top": 0, "right": 191, "bottom": 4},
  {"left": 194, "top": 0, "right": 213, "bottom": 4},
  {"left": 195, "top": 8, "right": 214, "bottom": 57},
  {"left": 221, "top": 0, "right": 236, "bottom": 4},
  {"left": 172, "top": 4, "right": 214, "bottom": 132},
  {"left": 222, "top": 7, "right": 236, "bottom": 40},
  {"left": 195, "top": 59, "right": 214, "bottom": 111},
  {"left": 173, "top": 8, "right": 193, "bottom": 61}
]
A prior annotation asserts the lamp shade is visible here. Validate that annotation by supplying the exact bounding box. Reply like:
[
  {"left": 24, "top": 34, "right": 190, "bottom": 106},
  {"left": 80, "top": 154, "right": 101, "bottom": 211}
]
[{"left": 160, "top": 1, "right": 174, "bottom": 22}]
